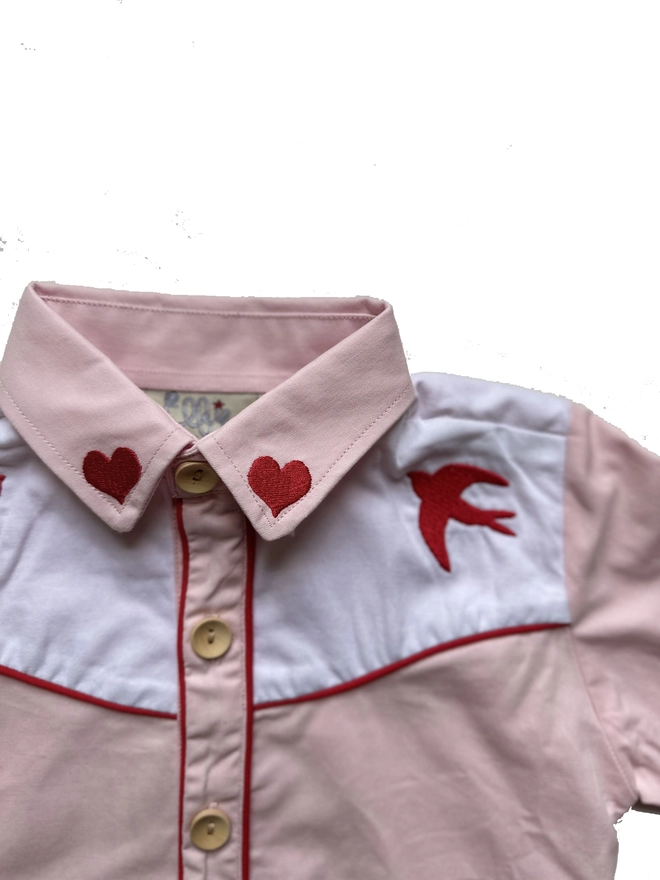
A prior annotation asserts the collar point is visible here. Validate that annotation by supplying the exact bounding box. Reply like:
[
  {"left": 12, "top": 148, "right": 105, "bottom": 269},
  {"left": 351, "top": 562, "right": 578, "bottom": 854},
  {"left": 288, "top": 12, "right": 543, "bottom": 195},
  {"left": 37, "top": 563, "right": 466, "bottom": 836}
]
[{"left": 250, "top": 516, "right": 299, "bottom": 542}]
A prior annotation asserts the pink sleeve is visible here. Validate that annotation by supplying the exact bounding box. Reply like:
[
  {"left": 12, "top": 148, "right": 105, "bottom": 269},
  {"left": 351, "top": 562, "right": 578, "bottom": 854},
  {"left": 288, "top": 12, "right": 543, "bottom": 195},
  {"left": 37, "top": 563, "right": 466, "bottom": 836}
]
[{"left": 565, "top": 401, "right": 660, "bottom": 810}]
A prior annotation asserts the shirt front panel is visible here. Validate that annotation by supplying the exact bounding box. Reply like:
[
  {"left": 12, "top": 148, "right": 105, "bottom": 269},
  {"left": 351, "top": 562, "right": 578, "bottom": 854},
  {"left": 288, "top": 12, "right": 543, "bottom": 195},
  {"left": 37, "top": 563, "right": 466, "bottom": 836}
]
[
  {"left": 0, "top": 672, "right": 180, "bottom": 879},
  {"left": 0, "top": 410, "right": 179, "bottom": 714},
  {"left": 248, "top": 626, "right": 621, "bottom": 880},
  {"left": 252, "top": 371, "right": 571, "bottom": 706}
]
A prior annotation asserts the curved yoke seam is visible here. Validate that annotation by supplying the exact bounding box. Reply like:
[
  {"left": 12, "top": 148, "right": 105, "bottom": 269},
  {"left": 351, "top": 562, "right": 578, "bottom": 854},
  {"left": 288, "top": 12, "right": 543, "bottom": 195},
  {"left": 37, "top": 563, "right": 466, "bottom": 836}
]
[
  {"left": 0, "top": 662, "right": 176, "bottom": 718},
  {"left": 210, "top": 384, "right": 414, "bottom": 528},
  {"left": 0, "top": 375, "right": 180, "bottom": 512},
  {"left": 39, "top": 296, "right": 374, "bottom": 320},
  {"left": 254, "top": 622, "right": 570, "bottom": 709}
]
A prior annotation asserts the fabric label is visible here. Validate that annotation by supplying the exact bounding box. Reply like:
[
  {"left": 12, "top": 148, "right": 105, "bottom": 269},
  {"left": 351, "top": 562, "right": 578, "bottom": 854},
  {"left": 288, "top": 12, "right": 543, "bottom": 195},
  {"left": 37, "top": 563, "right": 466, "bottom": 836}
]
[{"left": 141, "top": 389, "right": 263, "bottom": 439}]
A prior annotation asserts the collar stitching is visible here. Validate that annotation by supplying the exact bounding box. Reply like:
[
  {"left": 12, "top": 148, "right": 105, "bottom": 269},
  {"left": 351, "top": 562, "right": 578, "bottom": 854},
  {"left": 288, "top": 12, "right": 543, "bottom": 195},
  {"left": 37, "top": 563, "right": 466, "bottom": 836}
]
[
  {"left": 0, "top": 374, "right": 181, "bottom": 512},
  {"left": 132, "top": 368, "right": 293, "bottom": 380},
  {"left": 207, "top": 382, "right": 415, "bottom": 529},
  {"left": 39, "top": 297, "right": 374, "bottom": 321}
]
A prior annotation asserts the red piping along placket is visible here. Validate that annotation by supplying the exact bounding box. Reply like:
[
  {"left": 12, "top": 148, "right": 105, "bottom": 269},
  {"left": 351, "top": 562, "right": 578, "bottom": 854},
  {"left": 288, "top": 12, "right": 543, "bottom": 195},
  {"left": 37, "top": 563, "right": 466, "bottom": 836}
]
[
  {"left": 174, "top": 499, "right": 256, "bottom": 880},
  {"left": 175, "top": 499, "right": 190, "bottom": 880}
]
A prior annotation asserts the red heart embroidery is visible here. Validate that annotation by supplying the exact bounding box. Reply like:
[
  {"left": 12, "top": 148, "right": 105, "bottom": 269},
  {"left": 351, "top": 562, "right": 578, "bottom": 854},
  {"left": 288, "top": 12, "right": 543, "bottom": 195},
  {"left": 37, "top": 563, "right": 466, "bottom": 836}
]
[
  {"left": 248, "top": 456, "right": 312, "bottom": 517},
  {"left": 82, "top": 447, "right": 142, "bottom": 504}
]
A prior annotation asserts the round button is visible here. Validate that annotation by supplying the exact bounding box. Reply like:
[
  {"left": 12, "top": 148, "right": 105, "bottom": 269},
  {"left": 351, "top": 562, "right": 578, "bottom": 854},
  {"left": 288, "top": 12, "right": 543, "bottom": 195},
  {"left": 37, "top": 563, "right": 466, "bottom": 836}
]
[
  {"left": 191, "top": 616, "right": 233, "bottom": 659},
  {"left": 190, "top": 807, "right": 231, "bottom": 851},
  {"left": 174, "top": 460, "right": 219, "bottom": 494}
]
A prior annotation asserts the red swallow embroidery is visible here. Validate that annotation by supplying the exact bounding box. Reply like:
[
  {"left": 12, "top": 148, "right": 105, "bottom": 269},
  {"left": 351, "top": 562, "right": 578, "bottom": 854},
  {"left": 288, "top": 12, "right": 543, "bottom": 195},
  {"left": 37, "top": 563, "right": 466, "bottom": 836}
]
[
  {"left": 248, "top": 455, "right": 312, "bottom": 517},
  {"left": 408, "top": 463, "right": 516, "bottom": 572},
  {"left": 82, "top": 447, "right": 142, "bottom": 504}
]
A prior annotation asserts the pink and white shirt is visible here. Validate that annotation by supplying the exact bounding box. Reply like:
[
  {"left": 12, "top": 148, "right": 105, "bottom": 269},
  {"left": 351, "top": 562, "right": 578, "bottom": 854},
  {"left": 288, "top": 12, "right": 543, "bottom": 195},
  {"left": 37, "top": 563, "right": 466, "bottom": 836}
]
[{"left": 0, "top": 280, "right": 658, "bottom": 879}]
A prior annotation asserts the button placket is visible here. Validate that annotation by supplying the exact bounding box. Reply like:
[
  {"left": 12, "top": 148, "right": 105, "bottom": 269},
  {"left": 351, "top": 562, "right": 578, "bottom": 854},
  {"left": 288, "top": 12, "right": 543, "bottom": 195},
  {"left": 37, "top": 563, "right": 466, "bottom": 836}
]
[{"left": 175, "top": 482, "right": 248, "bottom": 875}]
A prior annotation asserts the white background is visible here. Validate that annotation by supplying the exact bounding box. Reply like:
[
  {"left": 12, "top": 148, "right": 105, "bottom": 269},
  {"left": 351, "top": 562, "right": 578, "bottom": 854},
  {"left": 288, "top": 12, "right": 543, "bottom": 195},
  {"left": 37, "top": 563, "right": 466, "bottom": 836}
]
[{"left": 0, "top": 2, "right": 658, "bottom": 875}]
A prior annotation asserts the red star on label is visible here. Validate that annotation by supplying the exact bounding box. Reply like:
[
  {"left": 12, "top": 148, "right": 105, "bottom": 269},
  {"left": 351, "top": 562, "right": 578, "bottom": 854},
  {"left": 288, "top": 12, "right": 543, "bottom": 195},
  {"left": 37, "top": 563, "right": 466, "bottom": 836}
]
[
  {"left": 82, "top": 447, "right": 142, "bottom": 504},
  {"left": 248, "top": 455, "right": 312, "bottom": 517},
  {"left": 408, "top": 463, "right": 516, "bottom": 572}
]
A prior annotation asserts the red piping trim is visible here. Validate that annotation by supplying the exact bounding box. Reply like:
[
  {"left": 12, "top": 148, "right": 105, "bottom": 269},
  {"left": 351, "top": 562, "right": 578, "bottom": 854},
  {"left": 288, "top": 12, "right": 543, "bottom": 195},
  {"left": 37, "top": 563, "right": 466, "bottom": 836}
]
[
  {"left": 242, "top": 517, "right": 256, "bottom": 880},
  {"left": 175, "top": 498, "right": 190, "bottom": 880},
  {"left": 253, "top": 622, "right": 570, "bottom": 710},
  {"left": 0, "top": 662, "right": 177, "bottom": 718}
]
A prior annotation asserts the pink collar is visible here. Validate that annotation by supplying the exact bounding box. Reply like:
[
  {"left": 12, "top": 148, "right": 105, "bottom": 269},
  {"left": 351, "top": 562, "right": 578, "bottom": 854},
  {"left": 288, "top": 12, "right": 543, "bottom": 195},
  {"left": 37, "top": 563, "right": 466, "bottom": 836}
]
[{"left": 0, "top": 281, "right": 416, "bottom": 539}]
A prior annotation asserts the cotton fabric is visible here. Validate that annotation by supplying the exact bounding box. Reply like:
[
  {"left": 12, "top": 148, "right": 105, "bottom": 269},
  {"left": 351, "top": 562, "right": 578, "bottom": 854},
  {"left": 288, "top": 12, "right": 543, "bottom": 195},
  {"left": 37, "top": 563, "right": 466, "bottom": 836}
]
[{"left": 0, "top": 280, "right": 658, "bottom": 879}]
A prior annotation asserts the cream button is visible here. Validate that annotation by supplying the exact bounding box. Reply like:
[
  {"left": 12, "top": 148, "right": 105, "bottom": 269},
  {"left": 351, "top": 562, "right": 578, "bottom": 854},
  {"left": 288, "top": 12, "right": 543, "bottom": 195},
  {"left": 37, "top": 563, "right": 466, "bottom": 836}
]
[
  {"left": 174, "top": 460, "right": 219, "bottom": 494},
  {"left": 190, "top": 807, "right": 231, "bottom": 850},
  {"left": 191, "top": 616, "right": 233, "bottom": 659}
]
